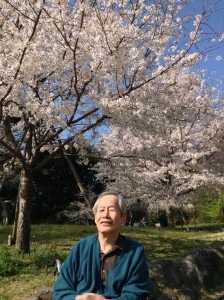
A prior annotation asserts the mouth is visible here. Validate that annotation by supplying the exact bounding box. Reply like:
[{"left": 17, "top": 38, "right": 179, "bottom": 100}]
[{"left": 100, "top": 221, "right": 112, "bottom": 225}]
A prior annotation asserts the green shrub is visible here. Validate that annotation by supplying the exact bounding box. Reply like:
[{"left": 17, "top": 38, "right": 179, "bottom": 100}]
[
  {"left": 0, "top": 249, "right": 21, "bottom": 276},
  {"left": 196, "top": 192, "right": 224, "bottom": 223},
  {"left": 33, "top": 249, "right": 66, "bottom": 269}
]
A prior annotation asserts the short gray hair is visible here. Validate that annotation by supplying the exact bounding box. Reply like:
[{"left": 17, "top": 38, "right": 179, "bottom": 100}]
[{"left": 92, "top": 191, "right": 127, "bottom": 216}]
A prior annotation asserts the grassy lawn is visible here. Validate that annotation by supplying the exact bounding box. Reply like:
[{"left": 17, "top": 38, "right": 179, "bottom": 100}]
[{"left": 0, "top": 223, "right": 224, "bottom": 300}]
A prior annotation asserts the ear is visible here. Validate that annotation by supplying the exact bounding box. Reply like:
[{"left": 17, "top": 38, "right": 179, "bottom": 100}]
[{"left": 121, "top": 214, "right": 127, "bottom": 225}]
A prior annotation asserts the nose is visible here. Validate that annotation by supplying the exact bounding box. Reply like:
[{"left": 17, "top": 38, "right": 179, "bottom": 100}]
[{"left": 102, "top": 209, "right": 110, "bottom": 217}]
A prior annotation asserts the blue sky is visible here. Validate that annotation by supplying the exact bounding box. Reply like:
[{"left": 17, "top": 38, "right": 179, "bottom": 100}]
[{"left": 188, "top": 0, "right": 224, "bottom": 89}]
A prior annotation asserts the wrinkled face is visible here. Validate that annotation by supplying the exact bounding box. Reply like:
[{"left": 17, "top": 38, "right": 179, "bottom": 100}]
[{"left": 94, "top": 194, "right": 126, "bottom": 235}]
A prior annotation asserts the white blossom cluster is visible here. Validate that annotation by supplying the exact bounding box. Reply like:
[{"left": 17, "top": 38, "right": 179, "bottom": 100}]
[{"left": 95, "top": 63, "right": 224, "bottom": 210}]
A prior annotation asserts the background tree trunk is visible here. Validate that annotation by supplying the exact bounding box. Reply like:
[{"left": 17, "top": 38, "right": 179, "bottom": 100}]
[
  {"left": 15, "top": 170, "right": 33, "bottom": 253},
  {"left": 11, "top": 191, "right": 20, "bottom": 245},
  {"left": 166, "top": 207, "right": 175, "bottom": 228},
  {"left": 64, "top": 152, "right": 92, "bottom": 210}
]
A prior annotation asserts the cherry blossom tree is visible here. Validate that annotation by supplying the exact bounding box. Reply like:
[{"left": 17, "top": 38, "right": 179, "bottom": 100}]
[
  {"left": 94, "top": 63, "right": 224, "bottom": 217},
  {"left": 0, "top": 0, "right": 223, "bottom": 252}
]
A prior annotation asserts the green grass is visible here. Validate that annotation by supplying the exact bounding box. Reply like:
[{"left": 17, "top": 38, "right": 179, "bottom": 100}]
[{"left": 0, "top": 223, "right": 224, "bottom": 300}]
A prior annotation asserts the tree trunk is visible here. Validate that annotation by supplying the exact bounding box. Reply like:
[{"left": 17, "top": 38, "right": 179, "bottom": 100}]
[
  {"left": 178, "top": 208, "right": 188, "bottom": 230},
  {"left": 15, "top": 170, "right": 33, "bottom": 253},
  {"left": 166, "top": 206, "right": 175, "bottom": 228},
  {"left": 0, "top": 174, "right": 5, "bottom": 192},
  {"left": 64, "top": 152, "right": 92, "bottom": 210},
  {"left": 11, "top": 191, "right": 20, "bottom": 245}
]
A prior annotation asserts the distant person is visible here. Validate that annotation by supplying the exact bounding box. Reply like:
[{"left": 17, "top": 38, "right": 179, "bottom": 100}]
[
  {"left": 54, "top": 191, "right": 151, "bottom": 300},
  {"left": 140, "top": 217, "right": 147, "bottom": 227},
  {"left": 1, "top": 200, "right": 13, "bottom": 225}
]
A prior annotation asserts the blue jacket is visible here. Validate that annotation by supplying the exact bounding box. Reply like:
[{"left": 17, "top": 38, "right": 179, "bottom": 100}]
[{"left": 54, "top": 234, "right": 151, "bottom": 300}]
